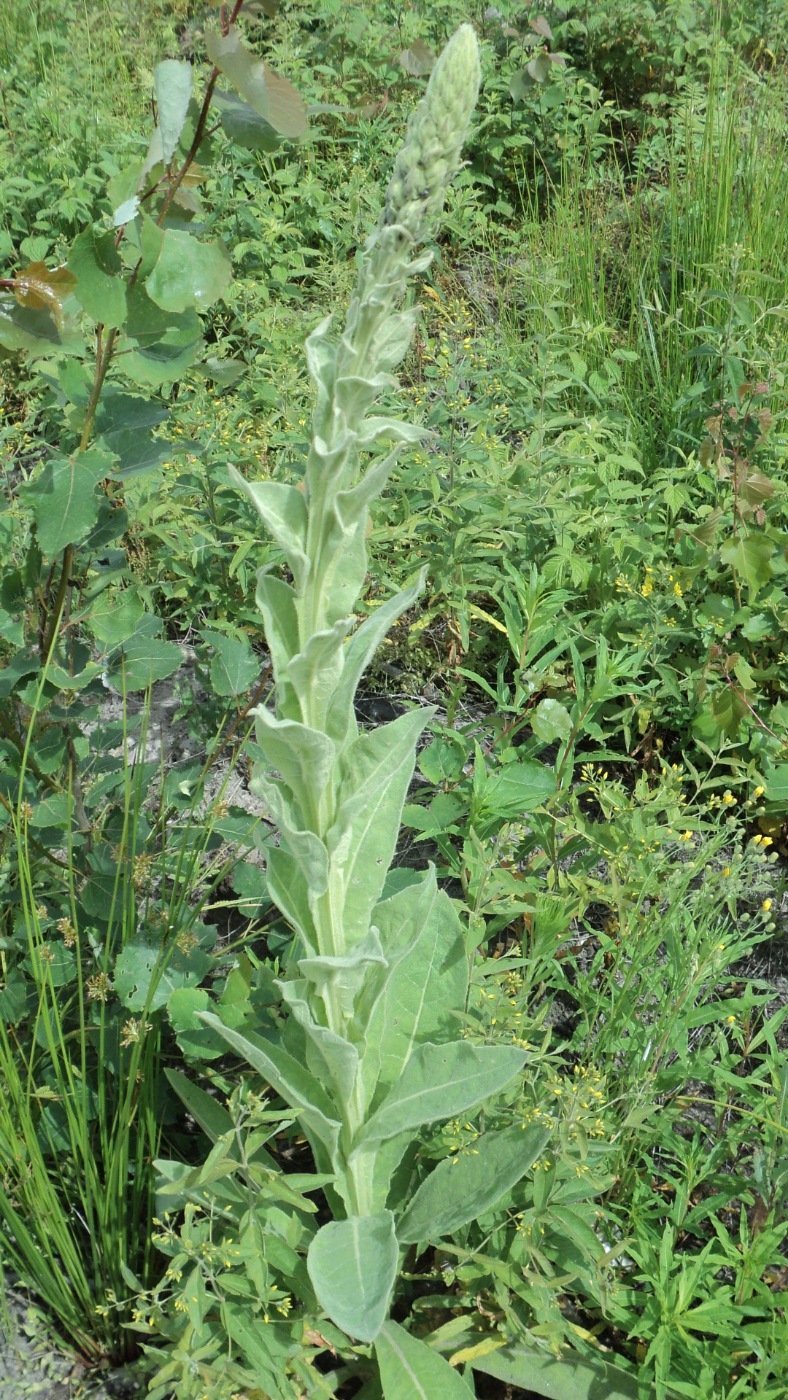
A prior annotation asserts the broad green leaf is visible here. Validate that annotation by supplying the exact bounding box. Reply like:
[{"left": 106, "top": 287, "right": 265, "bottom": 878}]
[
  {"left": 107, "top": 634, "right": 183, "bottom": 690},
  {"left": 719, "top": 533, "right": 774, "bottom": 599},
  {"left": 363, "top": 880, "right": 467, "bottom": 1102},
  {"left": 397, "top": 1123, "right": 550, "bottom": 1243},
  {"left": 197, "top": 1012, "right": 341, "bottom": 1157},
  {"left": 33, "top": 445, "right": 112, "bottom": 555},
  {"left": 473, "top": 1343, "right": 646, "bottom": 1399},
  {"left": 164, "top": 1068, "right": 234, "bottom": 1143},
  {"left": 205, "top": 29, "right": 308, "bottom": 138},
  {"left": 360, "top": 1042, "right": 526, "bottom": 1146},
  {"left": 327, "top": 708, "right": 431, "bottom": 940},
  {"left": 0, "top": 295, "right": 80, "bottom": 357},
  {"left": 239, "top": 477, "right": 310, "bottom": 587},
  {"left": 254, "top": 572, "right": 300, "bottom": 682},
  {"left": 279, "top": 980, "right": 360, "bottom": 1105},
  {"left": 477, "top": 756, "right": 555, "bottom": 821},
  {"left": 376, "top": 1321, "right": 473, "bottom": 1400},
  {"left": 325, "top": 573, "right": 426, "bottom": 745},
  {"left": 67, "top": 229, "right": 127, "bottom": 328},
  {"left": 145, "top": 229, "right": 231, "bottom": 313},
  {"left": 213, "top": 90, "right": 286, "bottom": 152},
  {"left": 307, "top": 1212, "right": 397, "bottom": 1343},
  {"left": 200, "top": 628, "right": 259, "bottom": 696},
  {"left": 254, "top": 711, "right": 337, "bottom": 820},
  {"left": 94, "top": 392, "right": 169, "bottom": 477},
  {"left": 86, "top": 586, "right": 146, "bottom": 646},
  {"left": 154, "top": 59, "right": 194, "bottom": 165},
  {"left": 530, "top": 698, "right": 572, "bottom": 743},
  {"left": 114, "top": 935, "right": 214, "bottom": 1014}
]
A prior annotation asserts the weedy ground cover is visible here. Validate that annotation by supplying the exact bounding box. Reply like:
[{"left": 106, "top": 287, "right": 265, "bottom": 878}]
[{"left": 0, "top": 2, "right": 786, "bottom": 1398}]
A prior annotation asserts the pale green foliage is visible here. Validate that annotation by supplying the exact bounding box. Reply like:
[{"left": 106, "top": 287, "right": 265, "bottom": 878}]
[{"left": 202, "top": 24, "right": 527, "bottom": 1362}]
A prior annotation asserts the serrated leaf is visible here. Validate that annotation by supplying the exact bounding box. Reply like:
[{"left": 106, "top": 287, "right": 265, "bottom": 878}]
[
  {"left": 205, "top": 29, "right": 307, "bottom": 138},
  {"left": 376, "top": 1321, "right": 473, "bottom": 1400},
  {"left": 398, "top": 1123, "right": 550, "bottom": 1243},
  {"left": 67, "top": 229, "right": 127, "bottom": 328},
  {"left": 145, "top": 229, "right": 231, "bottom": 313},
  {"left": 200, "top": 628, "right": 259, "bottom": 696},
  {"left": 154, "top": 59, "right": 194, "bottom": 165},
  {"left": 308, "top": 1213, "right": 397, "bottom": 1343},
  {"left": 360, "top": 1042, "right": 526, "bottom": 1146},
  {"left": 107, "top": 634, "right": 183, "bottom": 690},
  {"left": 33, "top": 445, "right": 113, "bottom": 555}
]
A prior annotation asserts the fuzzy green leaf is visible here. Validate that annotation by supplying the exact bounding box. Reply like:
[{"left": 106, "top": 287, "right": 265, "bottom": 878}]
[
  {"left": 327, "top": 707, "right": 431, "bottom": 941},
  {"left": 240, "top": 478, "right": 310, "bottom": 587},
  {"left": 197, "top": 1012, "right": 341, "bottom": 1157},
  {"left": 360, "top": 1042, "right": 526, "bottom": 1146},
  {"left": 397, "top": 1123, "right": 550, "bottom": 1243},
  {"left": 376, "top": 1321, "right": 473, "bottom": 1399},
  {"left": 363, "top": 880, "right": 467, "bottom": 1101},
  {"left": 473, "top": 1344, "right": 644, "bottom": 1399},
  {"left": 307, "top": 1212, "right": 397, "bottom": 1342}
]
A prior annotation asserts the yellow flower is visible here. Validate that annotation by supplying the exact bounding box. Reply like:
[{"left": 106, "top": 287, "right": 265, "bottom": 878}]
[
  {"left": 722, "top": 866, "right": 732, "bottom": 877},
  {"left": 753, "top": 785, "right": 765, "bottom": 798},
  {"left": 761, "top": 899, "right": 772, "bottom": 913},
  {"left": 679, "top": 830, "right": 693, "bottom": 842},
  {"left": 673, "top": 581, "right": 683, "bottom": 597},
  {"left": 722, "top": 790, "right": 735, "bottom": 805}
]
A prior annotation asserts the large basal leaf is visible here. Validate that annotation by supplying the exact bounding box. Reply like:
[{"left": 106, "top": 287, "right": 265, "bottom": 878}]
[
  {"left": 67, "top": 228, "right": 127, "bottom": 328},
  {"left": 397, "top": 1122, "right": 550, "bottom": 1244},
  {"left": 360, "top": 1042, "right": 526, "bottom": 1146},
  {"left": 145, "top": 229, "right": 231, "bottom": 313},
  {"left": 33, "top": 445, "right": 113, "bottom": 555},
  {"left": 154, "top": 59, "right": 194, "bottom": 165},
  {"left": 205, "top": 29, "right": 308, "bottom": 139},
  {"left": 472, "top": 1343, "right": 646, "bottom": 1399},
  {"left": 376, "top": 1321, "right": 473, "bottom": 1400},
  {"left": 307, "top": 1212, "right": 397, "bottom": 1343}
]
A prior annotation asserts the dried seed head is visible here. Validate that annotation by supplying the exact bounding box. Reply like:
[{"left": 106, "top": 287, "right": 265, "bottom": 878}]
[{"left": 381, "top": 24, "right": 481, "bottom": 244}]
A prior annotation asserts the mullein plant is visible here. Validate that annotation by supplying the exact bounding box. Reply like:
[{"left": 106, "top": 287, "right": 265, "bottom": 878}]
[{"left": 202, "top": 26, "right": 545, "bottom": 1387}]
